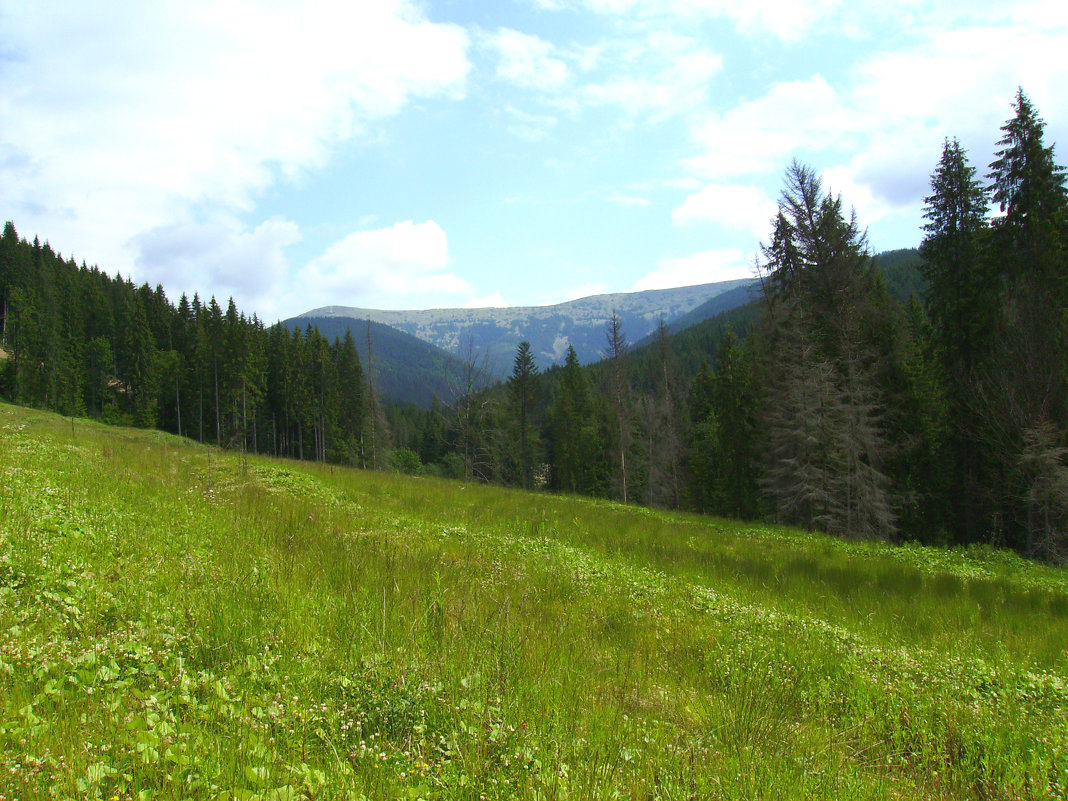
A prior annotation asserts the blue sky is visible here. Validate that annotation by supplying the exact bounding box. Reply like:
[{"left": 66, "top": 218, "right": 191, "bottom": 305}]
[{"left": 2, "top": 0, "right": 1066, "bottom": 321}]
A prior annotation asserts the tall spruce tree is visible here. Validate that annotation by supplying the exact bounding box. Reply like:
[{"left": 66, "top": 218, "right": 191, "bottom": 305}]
[
  {"left": 982, "top": 89, "right": 1068, "bottom": 556},
  {"left": 758, "top": 161, "right": 896, "bottom": 539},
  {"left": 920, "top": 137, "right": 992, "bottom": 541},
  {"left": 508, "top": 340, "right": 539, "bottom": 489},
  {"left": 550, "top": 345, "right": 602, "bottom": 494},
  {"left": 335, "top": 328, "right": 366, "bottom": 466},
  {"left": 604, "top": 310, "right": 631, "bottom": 503},
  {"left": 711, "top": 328, "right": 759, "bottom": 518},
  {"left": 989, "top": 88, "right": 1068, "bottom": 284}
]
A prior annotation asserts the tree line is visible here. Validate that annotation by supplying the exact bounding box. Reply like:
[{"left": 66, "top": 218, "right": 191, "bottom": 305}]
[
  {"left": 2, "top": 88, "right": 1066, "bottom": 559},
  {"left": 385, "top": 88, "right": 1068, "bottom": 560},
  {"left": 0, "top": 230, "right": 368, "bottom": 465}
]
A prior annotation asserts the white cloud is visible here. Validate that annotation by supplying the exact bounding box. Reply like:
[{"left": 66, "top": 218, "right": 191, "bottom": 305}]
[
  {"left": 131, "top": 217, "right": 301, "bottom": 320},
  {"left": 504, "top": 105, "right": 558, "bottom": 141},
  {"left": 672, "top": 183, "right": 778, "bottom": 237},
  {"left": 0, "top": 0, "right": 471, "bottom": 308},
  {"left": 686, "top": 76, "right": 855, "bottom": 178},
  {"left": 671, "top": 0, "right": 845, "bottom": 41},
  {"left": 484, "top": 28, "right": 569, "bottom": 91},
  {"left": 681, "top": 15, "right": 1068, "bottom": 243},
  {"left": 582, "top": 33, "right": 722, "bottom": 119},
  {"left": 634, "top": 249, "right": 755, "bottom": 291},
  {"left": 296, "top": 221, "right": 471, "bottom": 311},
  {"left": 532, "top": 0, "right": 848, "bottom": 41}
]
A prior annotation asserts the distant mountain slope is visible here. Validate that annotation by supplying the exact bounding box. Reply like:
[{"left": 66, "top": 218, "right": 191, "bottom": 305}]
[
  {"left": 625, "top": 248, "right": 924, "bottom": 388},
  {"left": 285, "top": 317, "right": 469, "bottom": 407},
  {"left": 638, "top": 280, "right": 761, "bottom": 343},
  {"left": 297, "top": 279, "right": 755, "bottom": 375},
  {"left": 872, "top": 247, "right": 924, "bottom": 302}
]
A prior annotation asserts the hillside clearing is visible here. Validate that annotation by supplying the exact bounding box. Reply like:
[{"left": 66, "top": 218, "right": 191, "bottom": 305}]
[{"left": 1, "top": 402, "right": 1066, "bottom": 800}]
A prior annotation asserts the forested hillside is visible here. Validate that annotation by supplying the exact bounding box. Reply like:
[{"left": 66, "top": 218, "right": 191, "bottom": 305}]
[
  {"left": 384, "top": 90, "right": 1068, "bottom": 559},
  {"left": 0, "top": 230, "right": 371, "bottom": 465},
  {"left": 2, "top": 403, "right": 1066, "bottom": 799},
  {"left": 285, "top": 315, "right": 469, "bottom": 407},
  {"left": 2, "top": 89, "right": 1066, "bottom": 559},
  {"left": 296, "top": 278, "right": 753, "bottom": 376}
]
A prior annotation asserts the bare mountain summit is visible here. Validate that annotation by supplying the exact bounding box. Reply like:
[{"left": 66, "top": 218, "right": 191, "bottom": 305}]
[{"left": 296, "top": 278, "right": 756, "bottom": 376}]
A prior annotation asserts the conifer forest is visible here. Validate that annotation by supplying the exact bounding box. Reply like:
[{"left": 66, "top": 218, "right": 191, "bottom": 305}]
[{"left": 3, "top": 89, "right": 1067, "bottom": 561}]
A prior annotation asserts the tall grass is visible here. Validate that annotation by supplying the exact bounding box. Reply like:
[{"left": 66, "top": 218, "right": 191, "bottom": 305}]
[{"left": 1, "top": 401, "right": 1066, "bottom": 800}]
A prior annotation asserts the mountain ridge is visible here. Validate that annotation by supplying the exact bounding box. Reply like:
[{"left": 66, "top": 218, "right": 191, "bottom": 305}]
[{"left": 295, "top": 278, "right": 756, "bottom": 374}]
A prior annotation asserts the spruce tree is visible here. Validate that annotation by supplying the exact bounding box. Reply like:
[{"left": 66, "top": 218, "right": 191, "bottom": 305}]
[
  {"left": 711, "top": 329, "right": 759, "bottom": 518},
  {"left": 604, "top": 310, "right": 631, "bottom": 503},
  {"left": 983, "top": 89, "right": 1068, "bottom": 555},
  {"left": 920, "top": 137, "right": 992, "bottom": 540},
  {"left": 335, "top": 329, "right": 366, "bottom": 466},
  {"left": 508, "top": 340, "right": 539, "bottom": 489},
  {"left": 989, "top": 88, "right": 1068, "bottom": 285},
  {"left": 758, "top": 162, "right": 896, "bottom": 539}
]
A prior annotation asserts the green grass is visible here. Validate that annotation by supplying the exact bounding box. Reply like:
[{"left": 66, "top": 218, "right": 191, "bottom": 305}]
[{"left": 1, "top": 401, "right": 1067, "bottom": 800}]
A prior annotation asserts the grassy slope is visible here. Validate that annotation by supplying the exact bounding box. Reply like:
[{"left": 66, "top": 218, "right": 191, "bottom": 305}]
[{"left": 1, "top": 403, "right": 1066, "bottom": 801}]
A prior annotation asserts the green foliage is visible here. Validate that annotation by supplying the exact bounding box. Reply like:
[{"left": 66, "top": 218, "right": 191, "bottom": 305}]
[
  {"left": 1, "top": 85, "right": 1067, "bottom": 563},
  {"left": 757, "top": 161, "right": 897, "bottom": 539},
  {"left": 388, "top": 446, "right": 423, "bottom": 475},
  {"left": 2, "top": 404, "right": 1068, "bottom": 799},
  {"left": 0, "top": 232, "right": 367, "bottom": 469},
  {"left": 507, "top": 341, "right": 539, "bottom": 489},
  {"left": 548, "top": 345, "right": 606, "bottom": 496}
]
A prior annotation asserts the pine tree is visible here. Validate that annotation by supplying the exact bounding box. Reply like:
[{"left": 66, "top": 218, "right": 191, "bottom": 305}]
[
  {"left": 508, "top": 340, "right": 539, "bottom": 489},
  {"left": 920, "top": 137, "right": 992, "bottom": 540},
  {"left": 120, "top": 292, "right": 157, "bottom": 427},
  {"left": 649, "top": 317, "right": 683, "bottom": 508},
  {"left": 982, "top": 89, "right": 1068, "bottom": 555},
  {"left": 711, "top": 328, "right": 760, "bottom": 518},
  {"left": 549, "top": 345, "right": 604, "bottom": 495},
  {"left": 989, "top": 88, "right": 1068, "bottom": 285},
  {"left": 335, "top": 329, "right": 366, "bottom": 465},
  {"left": 604, "top": 310, "right": 631, "bottom": 503},
  {"left": 757, "top": 161, "right": 896, "bottom": 539}
]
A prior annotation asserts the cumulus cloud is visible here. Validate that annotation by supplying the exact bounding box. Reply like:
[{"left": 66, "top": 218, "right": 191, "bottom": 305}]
[
  {"left": 633, "top": 249, "right": 755, "bottom": 291},
  {"left": 0, "top": 0, "right": 470, "bottom": 309},
  {"left": 131, "top": 217, "right": 301, "bottom": 320},
  {"left": 672, "top": 183, "right": 778, "bottom": 237},
  {"left": 504, "top": 105, "right": 558, "bottom": 141},
  {"left": 582, "top": 33, "right": 722, "bottom": 119},
  {"left": 671, "top": 0, "right": 845, "bottom": 40},
  {"left": 296, "top": 221, "right": 471, "bottom": 311},
  {"left": 685, "top": 76, "right": 855, "bottom": 179},
  {"left": 532, "top": 0, "right": 847, "bottom": 41},
  {"left": 484, "top": 28, "right": 569, "bottom": 91},
  {"left": 680, "top": 15, "right": 1068, "bottom": 246}
]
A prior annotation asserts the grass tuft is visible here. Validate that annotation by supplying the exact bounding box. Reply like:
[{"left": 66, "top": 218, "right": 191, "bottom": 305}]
[{"left": 1, "top": 402, "right": 1067, "bottom": 799}]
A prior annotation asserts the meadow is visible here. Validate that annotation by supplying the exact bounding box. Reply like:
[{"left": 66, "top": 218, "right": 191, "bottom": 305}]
[{"left": 1, "top": 401, "right": 1066, "bottom": 800}]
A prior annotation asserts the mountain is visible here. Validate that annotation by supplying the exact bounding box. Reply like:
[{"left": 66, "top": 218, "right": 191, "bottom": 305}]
[
  {"left": 295, "top": 278, "right": 755, "bottom": 376},
  {"left": 283, "top": 317, "right": 471, "bottom": 407},
  {"left": 651, "top": 280, "right": 761, "bottom": 340},
  {"left": 871, "top": 247, "right": 925, "bottom": 302}
]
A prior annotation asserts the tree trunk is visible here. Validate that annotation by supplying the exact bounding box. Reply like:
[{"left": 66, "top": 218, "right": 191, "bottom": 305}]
[{"left": 213, "top": 351, "right": 220, "bottom": 446}]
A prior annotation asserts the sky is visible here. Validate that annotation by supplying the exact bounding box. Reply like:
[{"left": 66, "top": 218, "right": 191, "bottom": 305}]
[{"left": 2, "top": 1, "right": 1067, "bottom": 322}]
